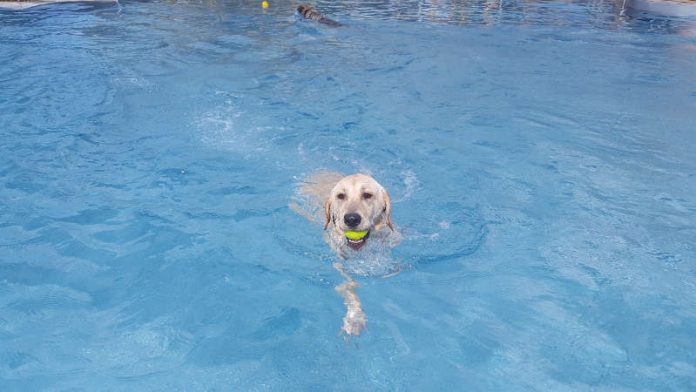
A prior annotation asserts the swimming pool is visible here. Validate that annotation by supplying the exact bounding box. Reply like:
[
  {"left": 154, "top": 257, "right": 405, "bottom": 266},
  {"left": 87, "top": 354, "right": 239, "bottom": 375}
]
[{"left": 1, "top": 0, "right": 695, "bottom": 390}]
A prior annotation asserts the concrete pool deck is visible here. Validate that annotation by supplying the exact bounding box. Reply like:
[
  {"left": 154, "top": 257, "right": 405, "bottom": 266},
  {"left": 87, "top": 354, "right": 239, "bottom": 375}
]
[{"left": 0, "top": 0, "right": 115, "bottom": 10}]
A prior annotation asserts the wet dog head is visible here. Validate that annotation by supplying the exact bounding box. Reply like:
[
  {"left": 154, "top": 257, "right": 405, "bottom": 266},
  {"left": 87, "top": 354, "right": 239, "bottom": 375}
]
[{"left": 324, "top": 174, "right": 393, "bottom": 251}]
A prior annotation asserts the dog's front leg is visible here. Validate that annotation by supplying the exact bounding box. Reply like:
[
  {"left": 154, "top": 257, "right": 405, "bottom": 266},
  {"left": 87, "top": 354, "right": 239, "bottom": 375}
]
[{"left": 333, "top": 262, "right": 367, "bottom": 337}]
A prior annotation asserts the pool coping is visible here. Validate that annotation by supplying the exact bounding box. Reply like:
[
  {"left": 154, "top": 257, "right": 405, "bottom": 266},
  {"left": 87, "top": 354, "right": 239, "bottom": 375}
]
[
  {"left": 0, "top": 0, "right": 116, "bottom": 10},
  {"left": 625, "top": 0, "right": 696, "bottom": 17}
]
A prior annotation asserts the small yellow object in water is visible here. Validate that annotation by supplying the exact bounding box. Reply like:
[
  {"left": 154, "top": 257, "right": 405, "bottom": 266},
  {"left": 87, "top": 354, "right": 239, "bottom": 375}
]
[
  {"left": 345, "top": 230, "right": 368, "bottom": 241},
  {"left": 261, "top": 1, "right": 268, "bottom": 8}
]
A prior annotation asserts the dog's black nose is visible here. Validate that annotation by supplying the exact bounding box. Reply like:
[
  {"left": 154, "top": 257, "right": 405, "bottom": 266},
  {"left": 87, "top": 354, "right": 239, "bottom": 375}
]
[{"left": 344, "top": 213, "right": 362, "bottom": 228}]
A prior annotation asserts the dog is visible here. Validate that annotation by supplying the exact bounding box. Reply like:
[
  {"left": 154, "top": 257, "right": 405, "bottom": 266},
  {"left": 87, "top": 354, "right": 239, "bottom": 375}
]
[
  {"left": 297, "top": 4, "right": 342, "bottom": 27},
  {"left": 290, "top": 171, "right": 398, "bottom": 337},
  {"left": 323, "top": 173, "right": 395, "bottom": 258},
  {"left": 290, "top": 171, "right": 397, "bottom": 258}
]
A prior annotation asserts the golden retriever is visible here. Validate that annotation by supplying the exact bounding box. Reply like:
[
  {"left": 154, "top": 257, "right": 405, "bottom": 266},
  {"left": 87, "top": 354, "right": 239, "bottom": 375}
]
[
  {"left": 323, "top": 173, "right": 394, "bottom": 256},
  {"left": 290, "top": 171, "right": 398, "bottom": 337}
]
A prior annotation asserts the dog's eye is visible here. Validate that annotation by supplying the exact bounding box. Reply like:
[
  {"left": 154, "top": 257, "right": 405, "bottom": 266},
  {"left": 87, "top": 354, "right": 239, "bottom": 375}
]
[
  {"left": 337, "top": 193, "right": 346, "bottom": 200},
  {"left": 362, "top": 192, "right": 373, "bottom": 200}
]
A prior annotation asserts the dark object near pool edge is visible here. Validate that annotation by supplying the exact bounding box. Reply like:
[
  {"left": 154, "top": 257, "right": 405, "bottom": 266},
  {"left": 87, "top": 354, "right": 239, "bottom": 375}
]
[{"left": 297, "top": 4, "right": 342, "bottom": 27}]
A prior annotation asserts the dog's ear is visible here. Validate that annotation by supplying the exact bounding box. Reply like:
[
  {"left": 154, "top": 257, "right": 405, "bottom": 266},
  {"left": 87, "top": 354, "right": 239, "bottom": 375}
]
[
  {"left": 324, "top": 198, "right": 332, "bottom": 230},
  {"left": 382, "top": 188, "right": 394, "bottom": 231}
]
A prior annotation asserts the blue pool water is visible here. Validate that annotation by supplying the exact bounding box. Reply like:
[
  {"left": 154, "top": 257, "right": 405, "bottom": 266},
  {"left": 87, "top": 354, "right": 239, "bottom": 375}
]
[{"left": 1, "top": 0, "right": 696, "bottom": 390}]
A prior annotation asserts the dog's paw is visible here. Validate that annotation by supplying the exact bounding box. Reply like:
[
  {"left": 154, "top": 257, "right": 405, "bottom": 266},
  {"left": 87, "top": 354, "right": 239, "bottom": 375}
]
[{"left": 341, "top": 309, "right": 367, "bottom": 336}]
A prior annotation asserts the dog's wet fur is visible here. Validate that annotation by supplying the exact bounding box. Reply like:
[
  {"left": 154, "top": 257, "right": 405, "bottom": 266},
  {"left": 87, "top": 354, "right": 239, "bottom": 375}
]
[{"left": 297, "top": 4, "right": 341, "bottom": 27}]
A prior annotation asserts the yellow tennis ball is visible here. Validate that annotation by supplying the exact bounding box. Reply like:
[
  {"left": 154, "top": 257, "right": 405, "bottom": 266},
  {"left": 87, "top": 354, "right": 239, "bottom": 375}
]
[
  {"left": 261, "top": 1, "right": 268, "bottom": 8},
  {"left": 345, "top": 230, "right": 368, "bottom": 241}
]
